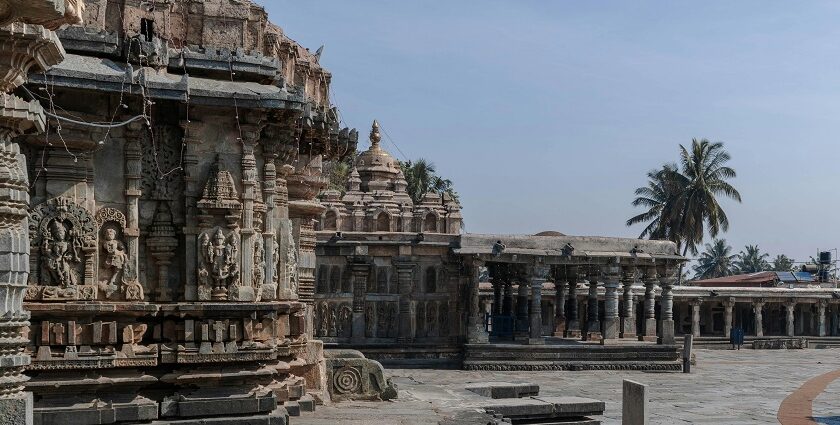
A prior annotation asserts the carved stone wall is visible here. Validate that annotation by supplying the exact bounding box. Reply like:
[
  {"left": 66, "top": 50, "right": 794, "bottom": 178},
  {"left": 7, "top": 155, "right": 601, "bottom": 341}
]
[
  {"left": 315, "top": 233, "right": 466, "bottom": 367},
  {"left": 0, "top": 1, "right": 80, "bottom": 424},
  {"left": 10, "top": 1, "right": 358, "bottom": 423}
]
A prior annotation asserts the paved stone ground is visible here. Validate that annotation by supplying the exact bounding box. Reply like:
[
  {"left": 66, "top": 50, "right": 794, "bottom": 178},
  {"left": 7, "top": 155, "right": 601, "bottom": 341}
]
[{"left": 298, "top": 348, "right": 840, "bottom": 424}]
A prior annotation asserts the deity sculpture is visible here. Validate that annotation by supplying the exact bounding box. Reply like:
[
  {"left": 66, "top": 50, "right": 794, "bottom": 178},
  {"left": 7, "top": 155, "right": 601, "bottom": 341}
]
[
  {"left": 101, "top": 228, "right": 128, "bottom": 289},
  {"left": 253, "top": 238, "right": 266, "bottom": 289},
  {"left": 284, "top": 225, "right": 299, "bottom": 294},
  {"left": 43, "top": 219, "right": 82, "bottom": 287},
  {"left": 198, "top": 228, "right": 241, "bottom": 300}
]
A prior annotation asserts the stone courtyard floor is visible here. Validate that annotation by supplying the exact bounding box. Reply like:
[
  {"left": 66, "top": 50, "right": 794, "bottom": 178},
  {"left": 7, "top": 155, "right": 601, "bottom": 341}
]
[{"left": 299, "top": 348, "right": 840, "bottom": 424}]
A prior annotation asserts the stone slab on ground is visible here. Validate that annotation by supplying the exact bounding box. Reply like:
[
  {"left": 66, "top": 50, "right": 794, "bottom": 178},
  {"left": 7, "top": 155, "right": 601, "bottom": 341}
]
[
  {"left": 465, "top": 381, "right": 540, "bottom": 399},
  {"left": 483, "top": 396, "right": 604, "bottom": 422},
  {"left": 296, "top": 349, "right": 840, "bottom": 425},
  {"left": 148, "top": 407, "right": 289, "bottom": 425}
]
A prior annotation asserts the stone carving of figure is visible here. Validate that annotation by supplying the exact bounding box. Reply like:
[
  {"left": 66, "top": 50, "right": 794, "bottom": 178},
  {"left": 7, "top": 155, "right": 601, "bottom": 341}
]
[
  {"left": 386, "top": 303, "right": 398, "bottom": 338},
  {"left": 377, "top": 304, "right": 388, "bottom": 338},
  {"left": 318, "top": 302, "right": 329, "bottom": 336},
  {"left": 339, "top": 304, "right": 352, "bottom": 338},
  {"left": 365, "top": 303, "right": 375, "bottom": 337},
  {"left": 284, "top": 226, "right": 299, "bottom": 294},
  {"left": 416, "top": 301, "right": 426, "bottom": 337},
  {"left": 198, "top": 228, "right": 240, "bottom": 300},
  {"left": 328, "top": 306, "right": 338, "bottom": 337},
  {"left": 43, "top": 219, "right": 82, "bottom": 287},
  {"left": 101, "top": 228, "right": 128, "bottom": 289},
  {"left": 427, "top": 302, "right": 438, "bottom": 337},
  {"left": 253, "top": 238, "right": 265, "bottom": 289},
  {"left": 438, "top": 302, "right": 448, "bottom": 337}
]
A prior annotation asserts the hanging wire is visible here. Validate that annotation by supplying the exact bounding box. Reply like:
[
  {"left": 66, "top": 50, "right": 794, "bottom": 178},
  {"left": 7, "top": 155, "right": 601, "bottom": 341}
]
[{"left": 378, "top": 123, "right": 410, "bottom": 162}]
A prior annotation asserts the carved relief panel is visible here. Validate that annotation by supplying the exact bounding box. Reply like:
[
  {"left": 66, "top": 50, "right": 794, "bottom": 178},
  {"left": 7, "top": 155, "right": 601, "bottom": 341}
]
[{"left": 27, "top": 197, "right": 98, "bottom": 301}]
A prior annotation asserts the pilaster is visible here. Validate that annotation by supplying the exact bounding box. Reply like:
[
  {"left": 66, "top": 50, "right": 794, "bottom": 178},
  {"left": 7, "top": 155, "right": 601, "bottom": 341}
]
[{"left": 467, "top": 258, "right": 489, "bottom": 344}]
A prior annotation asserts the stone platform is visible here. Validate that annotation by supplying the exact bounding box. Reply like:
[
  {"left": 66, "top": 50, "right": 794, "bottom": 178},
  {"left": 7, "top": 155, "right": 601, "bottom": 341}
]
[{"left": 464, "top": 339, "right": 681, "bottom": 371}]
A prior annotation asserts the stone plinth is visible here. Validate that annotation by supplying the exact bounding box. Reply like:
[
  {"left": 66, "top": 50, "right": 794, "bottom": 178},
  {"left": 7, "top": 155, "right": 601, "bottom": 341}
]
[
  {"left": 465, "top": 382, "right": 539, "bottom": 399},
  {"left": 622, "top": 380, "right": 648, "bottom": 425}
]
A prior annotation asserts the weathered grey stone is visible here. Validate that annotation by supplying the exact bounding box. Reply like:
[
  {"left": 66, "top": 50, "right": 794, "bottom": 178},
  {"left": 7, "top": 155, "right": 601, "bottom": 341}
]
[
  {"left": 622, "top": 380, "right": 648, "bottom": 425},
  {"left": 465, "top": 382, "right": 539, "bottom": 399},
  {"left": 284, "top": 401, "right": 300, "bottom": 417},
  {"left": 325, "top": 349, "right": 397, "bottom": 401},
  {"left": 0, "top": 392, "right": 33, "bottom": 425},
  {"left": 483, "top": 396, "right": 605, "bottom": 422}
]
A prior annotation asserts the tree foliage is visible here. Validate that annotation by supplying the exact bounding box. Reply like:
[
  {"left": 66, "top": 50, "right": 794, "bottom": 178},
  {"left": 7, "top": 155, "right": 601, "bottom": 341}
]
[
  {"left": 627, "top": 139, "right": 741, "bottom": 256},
  {"left": 400, "top": 158, "right": 459, "bottom": 204},
  {"left": 692, "top": 239, "right": 737, "bottom": 280},
  {"left": 771, "top": 254, "right": 795, "bottom": 273},
  {"left": 734, "top": 244, "right": 770, "bottom": 274}
]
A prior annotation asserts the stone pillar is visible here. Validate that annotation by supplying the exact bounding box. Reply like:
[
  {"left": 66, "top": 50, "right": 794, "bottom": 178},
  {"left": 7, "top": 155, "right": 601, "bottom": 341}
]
[
  {"left": 515, "top": 283, "right": 529, "bottom": 339},
  {"left": 818, "top": 301, "right": 827, "bottom": 337},
  {"left": 565, "top": 269, "right": 581, "bottom": 338},
  {"left": 181, "top": 120, "right": 202, "bottom": 301},
  {"left": 602, "top": 266, "right": 621, "bottom": 340},
  {"left": 753, "top": 300, "right": 764, "bottom": 337},
  {"left": 528, "top": 264, "right": 549, "bottom": 344},
  {"left": 585, "top": 277, "right": 601, "bottom": 340},
  {"left": 0, "top": 4, "right": 77, "bottom": 423},
  {"left": 350, "top": 262, "right": 370, "bottom": 343},
  {"left": 690, "top": 300, "right": 701, "bottom": 337},
  {"left": 395, "top": 261, "right": 415, "bottom": 343},
  {"left": 723, "top": 298, "right": 734, "bottom": 338},
  {"left": 641, "top": 267, "right": 657, "bottom": 342},
  {"left": 502, "top": 281, "right": 513, "bottom": 316},
  {"left": 122, "top": 122, "right": 142, "bottom": 290},
  {"left": 658, "top": 268, "right": 675, "bottom": 344},
  {"left": 492, "top": 280, "right": 502, "bottom": 315},
  {"left": 467, "top": 258, "right": 489, "bottom": 344},
  {"left": 260, "top": 142, "right": 278, "bottom": 299},
  {"left": 553, "top": 278, "right": 567, "bottom": 337},
  {"left": 785, "top": 301, "right": 796, "bottom": 337},
  {"left": 238, "top": 126, "right": 261, "bottom": 301},
  {"left": 621, "top": 268, "right": 636, "bottom": 339}
]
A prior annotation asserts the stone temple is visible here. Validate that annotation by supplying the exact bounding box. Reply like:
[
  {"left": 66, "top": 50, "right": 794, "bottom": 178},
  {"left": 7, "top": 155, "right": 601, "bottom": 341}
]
[{"left": 1, "top": 1, "right": 839, "bottom": 424}]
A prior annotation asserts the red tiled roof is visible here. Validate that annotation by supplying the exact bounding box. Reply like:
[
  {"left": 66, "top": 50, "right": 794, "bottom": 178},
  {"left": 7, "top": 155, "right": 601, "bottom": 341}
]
[{"left": 692, "top": 272, "right": 778, "bottom": 287}]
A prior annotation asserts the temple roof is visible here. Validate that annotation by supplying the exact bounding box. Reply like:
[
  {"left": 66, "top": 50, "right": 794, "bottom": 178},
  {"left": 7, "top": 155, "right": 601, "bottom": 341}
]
[
  {"left": 355, "top": 120, "right": 400, "bottom": 176},
  {"left": 30, "top": 53, "right": 302, "bottom": 109},
  {"left": 455, "top": 233, "right": 683, "bottom": 260}
]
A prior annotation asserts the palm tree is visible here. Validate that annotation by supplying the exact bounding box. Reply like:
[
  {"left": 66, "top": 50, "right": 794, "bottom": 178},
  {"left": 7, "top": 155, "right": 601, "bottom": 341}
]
[
  {"left": 735, "top": 245, "right": 770, "bottom": 273},
  {"left": 674, "top": 139, "right": 742, "bottom": 255},
  {"left": 771, "top": 254, "right": 795, "bottom": 272},
  {"left": 401, "top": 159, "right": 460, "bottom": 204},
  {"left": 401, "top": 159, "right": 436, "bottom": 204},
  {"left": 626, "top": 164, "right": 684, "bottom": 241},
  {"left": 627, "top": 140, "right": 741, "bottom": 284},
  {"left": 693, "top": 239, "right": 737, "bottom": 280}
]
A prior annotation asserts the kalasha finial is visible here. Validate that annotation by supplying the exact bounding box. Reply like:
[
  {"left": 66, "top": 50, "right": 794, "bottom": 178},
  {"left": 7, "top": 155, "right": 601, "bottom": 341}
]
[{"left": 370, "top": 120, "right": 381, "bottom": 148}]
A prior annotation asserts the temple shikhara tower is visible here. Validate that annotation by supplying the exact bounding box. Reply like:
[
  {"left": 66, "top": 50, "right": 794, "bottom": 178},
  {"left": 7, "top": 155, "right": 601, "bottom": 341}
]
[{"left": 0, "top": 0, "right": 388, "bottom": 423}]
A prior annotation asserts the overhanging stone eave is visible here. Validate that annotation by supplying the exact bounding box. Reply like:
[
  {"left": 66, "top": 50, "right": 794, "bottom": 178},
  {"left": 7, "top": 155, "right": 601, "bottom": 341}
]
[{"left": 27, "top": 53, "right": 305, "bottom": 111}]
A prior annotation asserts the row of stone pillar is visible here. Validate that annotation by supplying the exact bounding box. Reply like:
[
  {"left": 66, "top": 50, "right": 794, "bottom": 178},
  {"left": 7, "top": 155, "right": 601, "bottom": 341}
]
[
  {"left": 689, "top": 299, "right": 831, "bottom": 338},
  {"left": 476, "top": 264, "right": 677, "bottom": 345}
]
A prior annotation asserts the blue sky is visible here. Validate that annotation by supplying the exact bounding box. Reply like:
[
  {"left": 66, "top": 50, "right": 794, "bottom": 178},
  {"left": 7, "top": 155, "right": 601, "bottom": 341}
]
[{"left": 269, "top": 1, "right": 840, "bottom": 264}]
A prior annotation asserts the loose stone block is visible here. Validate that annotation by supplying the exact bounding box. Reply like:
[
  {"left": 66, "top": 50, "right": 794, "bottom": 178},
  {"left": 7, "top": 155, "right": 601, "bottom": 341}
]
[
  {"left": 622, "top": 379, "right": 648, "bottom": 425},
  {"left": 0, "top": 392, "right": 33, "bottom": 425},
  {"left": 466, "top": 382, "right": 540, "bottom": 399}
]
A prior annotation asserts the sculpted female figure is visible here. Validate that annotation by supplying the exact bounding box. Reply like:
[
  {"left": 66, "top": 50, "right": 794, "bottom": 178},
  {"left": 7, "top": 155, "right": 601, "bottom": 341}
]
[
  {"left": 43, "top": 220, "right": 81, "bottom": 287},
  {"left": 102, "top": 228, "right": 129, "bottom": 286}
]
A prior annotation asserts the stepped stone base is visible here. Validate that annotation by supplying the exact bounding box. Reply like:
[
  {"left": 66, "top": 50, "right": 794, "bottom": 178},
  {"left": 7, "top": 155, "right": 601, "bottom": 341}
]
[
  {"left": 464, "top": 343, "right": 682, "bottom": 371},
  {"left": 149, "top": 408, "right": 289, "bottom": 425}
]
